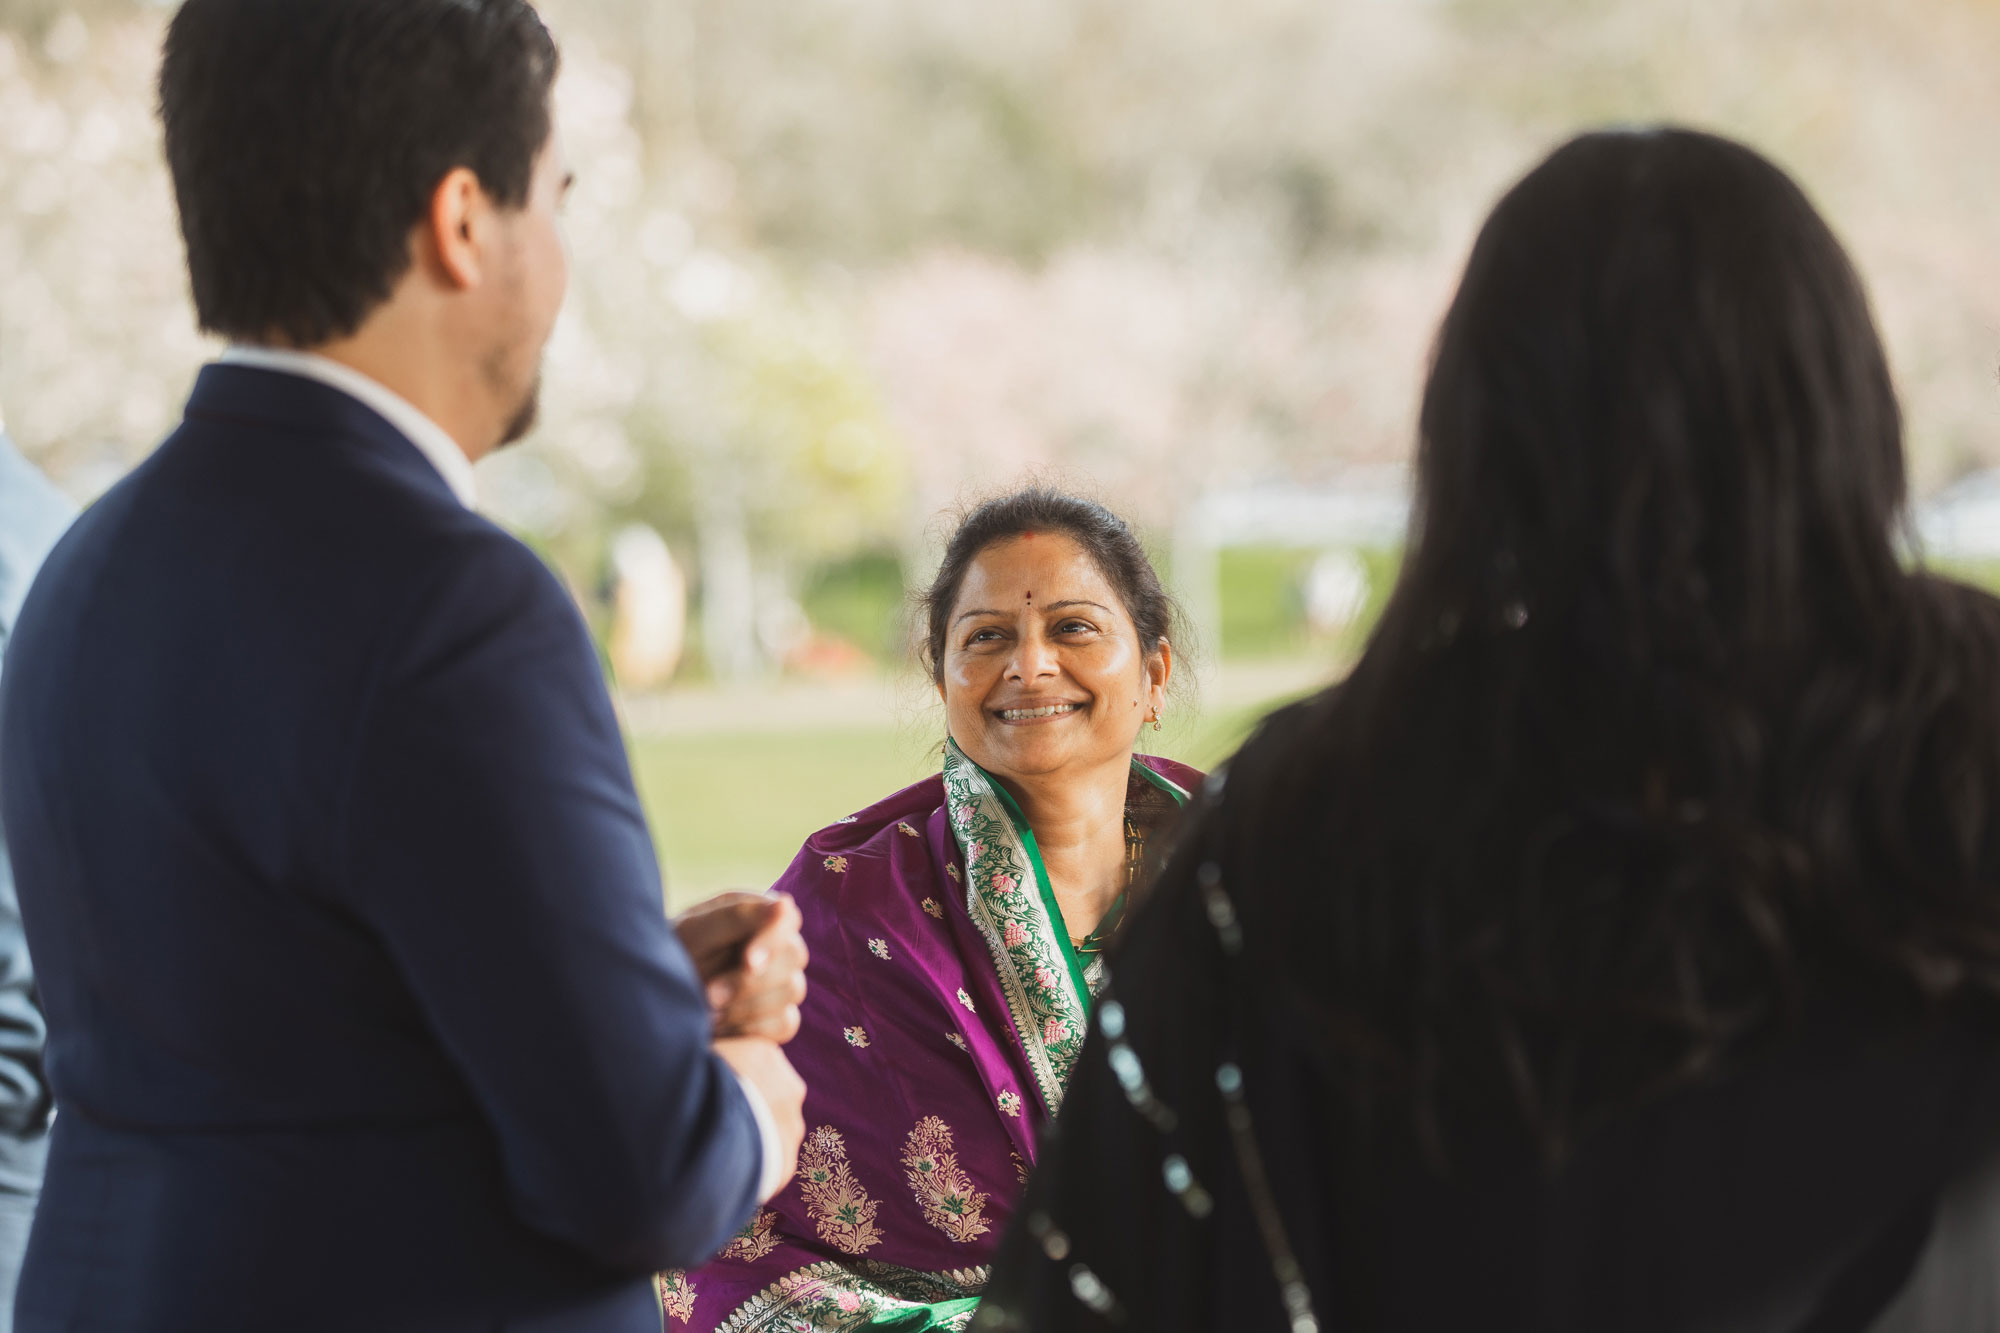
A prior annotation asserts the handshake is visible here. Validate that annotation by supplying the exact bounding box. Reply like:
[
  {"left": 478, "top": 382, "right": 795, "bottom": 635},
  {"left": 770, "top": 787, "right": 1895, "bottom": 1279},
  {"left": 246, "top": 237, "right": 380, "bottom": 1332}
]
[{"left": 674, "top": 892, "right": 811, "bottom": 1199}]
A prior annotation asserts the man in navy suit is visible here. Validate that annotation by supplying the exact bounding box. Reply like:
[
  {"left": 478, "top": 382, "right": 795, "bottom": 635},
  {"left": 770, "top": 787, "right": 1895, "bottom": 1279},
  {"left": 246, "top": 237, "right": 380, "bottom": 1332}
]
[{"left": 0, "top": 2, "right": 806, "bottom": 1328}]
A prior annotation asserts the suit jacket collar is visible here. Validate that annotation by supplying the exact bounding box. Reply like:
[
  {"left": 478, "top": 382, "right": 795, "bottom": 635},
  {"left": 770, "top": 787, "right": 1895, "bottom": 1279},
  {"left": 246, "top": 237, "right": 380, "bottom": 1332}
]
[
  {"left": 215, "top": 348, "right": 477, "bottom": 507},
  {"left": 183, "top": 362, "right": 468, "bottom": 509}
]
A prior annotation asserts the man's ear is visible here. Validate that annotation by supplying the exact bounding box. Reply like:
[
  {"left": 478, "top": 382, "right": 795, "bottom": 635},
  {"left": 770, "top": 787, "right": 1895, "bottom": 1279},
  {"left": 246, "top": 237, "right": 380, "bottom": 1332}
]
[{"left": 425, "top": 167, "right": 487, "bottom": 290}]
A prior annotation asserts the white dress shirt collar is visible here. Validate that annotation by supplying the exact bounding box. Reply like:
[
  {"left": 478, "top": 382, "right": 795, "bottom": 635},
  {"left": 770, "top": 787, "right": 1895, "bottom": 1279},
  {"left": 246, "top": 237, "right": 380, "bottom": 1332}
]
[{"left": 217, "top": 346, "right": 478, "bottom": 509}]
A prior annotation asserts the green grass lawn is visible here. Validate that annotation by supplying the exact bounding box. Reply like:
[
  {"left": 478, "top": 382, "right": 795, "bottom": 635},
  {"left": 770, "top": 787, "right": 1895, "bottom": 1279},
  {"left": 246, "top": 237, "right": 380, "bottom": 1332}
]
[{"left": 631, "top": 692, "right": 1303, "bottom": 907}]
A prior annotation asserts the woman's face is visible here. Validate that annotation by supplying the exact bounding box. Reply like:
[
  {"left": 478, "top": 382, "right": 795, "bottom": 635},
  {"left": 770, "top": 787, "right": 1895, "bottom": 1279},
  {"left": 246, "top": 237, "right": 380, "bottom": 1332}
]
[{"left": 938, "top": 533, "right": 1171, "bottom": 786}]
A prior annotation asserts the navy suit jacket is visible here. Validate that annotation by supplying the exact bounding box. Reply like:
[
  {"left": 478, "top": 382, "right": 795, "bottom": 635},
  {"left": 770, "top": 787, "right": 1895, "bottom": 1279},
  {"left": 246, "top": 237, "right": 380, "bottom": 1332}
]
[{"left": 0, "top": 366, "right": 761, "bottom": 1331}]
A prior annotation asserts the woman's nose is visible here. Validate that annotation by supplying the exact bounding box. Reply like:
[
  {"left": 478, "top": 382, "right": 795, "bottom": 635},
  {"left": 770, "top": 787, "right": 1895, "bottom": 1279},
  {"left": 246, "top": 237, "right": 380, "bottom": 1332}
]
[{"left": 1008, "top": 633, "right": 1060, "bottom": 680}]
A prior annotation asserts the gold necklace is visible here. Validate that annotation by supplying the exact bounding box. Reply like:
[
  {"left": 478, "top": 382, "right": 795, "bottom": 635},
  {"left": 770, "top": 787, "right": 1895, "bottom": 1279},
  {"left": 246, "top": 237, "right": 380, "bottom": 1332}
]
[{"left": 1071, "top": 815, "right": 1143, "bottom": 955}]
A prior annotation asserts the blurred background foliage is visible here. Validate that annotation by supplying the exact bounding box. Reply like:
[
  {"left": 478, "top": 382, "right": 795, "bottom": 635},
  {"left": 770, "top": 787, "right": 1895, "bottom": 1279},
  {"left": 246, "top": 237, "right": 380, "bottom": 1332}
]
[{"left": 4, "top": 0, "right": 1998, "bottom": 892}]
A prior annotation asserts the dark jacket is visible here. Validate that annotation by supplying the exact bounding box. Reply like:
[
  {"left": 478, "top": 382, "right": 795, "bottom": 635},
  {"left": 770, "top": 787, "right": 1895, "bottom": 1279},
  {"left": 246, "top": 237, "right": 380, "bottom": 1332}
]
[
  {"left": 0, "top": 366, "right": 760, "bottom": 1331},
  {"left": 978, "top": 703, "right": 2000, "bottom": 1333}
]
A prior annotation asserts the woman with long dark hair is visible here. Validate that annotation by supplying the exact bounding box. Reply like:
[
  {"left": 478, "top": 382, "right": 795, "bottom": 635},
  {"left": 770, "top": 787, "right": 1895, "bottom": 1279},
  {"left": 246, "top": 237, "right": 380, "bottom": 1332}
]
[{"left": 976, "top": 128, "right": 2000, "bottom": 1332}]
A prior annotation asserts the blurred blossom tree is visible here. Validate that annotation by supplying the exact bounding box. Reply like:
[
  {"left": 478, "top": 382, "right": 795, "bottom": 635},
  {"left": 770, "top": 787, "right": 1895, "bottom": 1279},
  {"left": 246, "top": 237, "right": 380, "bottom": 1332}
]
[
  {"left": 5, "top": 0, "right": 2000, "bottom": 679},
  {"left": 0, "top": 7, "right": 212, "bottom": 494},
  {"left": 483, "top": 32, "right": 911, "bottom": 679}
]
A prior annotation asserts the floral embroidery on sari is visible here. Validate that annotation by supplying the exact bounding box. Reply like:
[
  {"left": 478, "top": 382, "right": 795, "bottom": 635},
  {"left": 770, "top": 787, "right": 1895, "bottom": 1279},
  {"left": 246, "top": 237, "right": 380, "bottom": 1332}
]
[
  {"left": 898, "top": 821, "right": 921, "bottom": 837},
  {"left": 658, "top": 1270, "right": 697, "bottom": 1323},
  {"left": 722, "top": 1209, "right": 781, "bottom": 1263},
  {"left": 797, "top": 1127, "right": 884, "bottom": 1255},
  {"left": 715, "top": 1260, "right": 987, "bottom": 1333},
  {"left": 902, "top": 1117, "right": 991, "bottom": 1243},
  {"left": 690, "top": 754, "right": 1195, "bottom": 1333},
  {"left": 941, "top": 742, "right": 1089, "bottom": 1115}
]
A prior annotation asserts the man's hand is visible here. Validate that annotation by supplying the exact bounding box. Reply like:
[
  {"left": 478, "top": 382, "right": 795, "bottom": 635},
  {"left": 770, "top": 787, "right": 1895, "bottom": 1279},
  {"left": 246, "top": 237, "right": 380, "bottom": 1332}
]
[
  {"left": 715, "top": 1036, "right": 805, "bottom": 1199},
  {"left": 674, "top": 891, "right": 808, "bottom": 1042}
]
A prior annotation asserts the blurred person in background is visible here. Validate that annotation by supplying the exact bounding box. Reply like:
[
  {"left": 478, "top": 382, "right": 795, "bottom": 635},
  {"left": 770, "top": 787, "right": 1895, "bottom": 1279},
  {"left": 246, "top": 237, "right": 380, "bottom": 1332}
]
[
  {"left": 979, "top": 129, "right": 2000, "bottom": 1332},
  {"left": 669, "top": 490, "right": 1196, "bottom": 1331},
  {"left": 0, "top": 412, "right": 75, "bottom": 1331},
  {"left": 0, "top": 2, "right": 810, "bottom": 1329}
]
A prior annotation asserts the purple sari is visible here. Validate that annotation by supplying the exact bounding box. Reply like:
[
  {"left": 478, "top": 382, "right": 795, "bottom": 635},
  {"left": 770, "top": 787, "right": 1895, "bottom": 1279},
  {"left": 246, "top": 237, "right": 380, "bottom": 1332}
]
[{"left": 662, "top": 740, "right": 1198, "bottom": 1331}]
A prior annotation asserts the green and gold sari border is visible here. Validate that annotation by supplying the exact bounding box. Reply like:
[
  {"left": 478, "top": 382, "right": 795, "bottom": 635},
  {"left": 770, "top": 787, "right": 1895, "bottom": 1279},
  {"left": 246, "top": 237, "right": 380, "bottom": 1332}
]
[
  {"left": 980, "top": 757, "right": 1190, "bottom": 1007},
  {"left": 1132, "top": 755, "right": 1191, "bottom": 806},
  {"left": 979, "top": 776, "right": 1093, "bottom": 1019},
  {"left": 714, "top": 1259, "right": 988, "bottom": 1333},
  {"left": 941, "top": 742, "right": 1077, "bottom": 1116},
  {"left": 940, "top": 742, "right": 1191, "bottom": 1120}
]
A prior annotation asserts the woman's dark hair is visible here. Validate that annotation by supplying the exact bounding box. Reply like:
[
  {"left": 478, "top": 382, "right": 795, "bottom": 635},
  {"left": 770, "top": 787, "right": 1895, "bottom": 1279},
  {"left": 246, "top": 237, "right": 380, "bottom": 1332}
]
[
  {"left": 1188, "top": 128, "right": 2000, "bottom": 1164},
  {"left": 159, "top": 0, "right": 559, "bottom": 347},
  {"left": 922, "top": 488, "right": 1180, "bottom": 683}
]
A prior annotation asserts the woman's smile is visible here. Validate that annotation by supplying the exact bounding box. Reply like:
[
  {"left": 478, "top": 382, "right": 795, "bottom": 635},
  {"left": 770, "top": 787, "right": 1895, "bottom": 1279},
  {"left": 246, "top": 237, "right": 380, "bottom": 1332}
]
[{"left": 994, "top": 700, "right": 1087, "bottom": 724}]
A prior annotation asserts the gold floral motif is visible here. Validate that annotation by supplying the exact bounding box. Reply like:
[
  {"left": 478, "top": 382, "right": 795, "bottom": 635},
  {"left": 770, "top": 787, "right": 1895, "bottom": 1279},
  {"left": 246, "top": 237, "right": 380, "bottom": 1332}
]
[
  {"left": 902, "top": 1116, "right": 991, "bottom": 1243},
  {"left": 898, "top": 822, "right": 921, "bottom": 838},
  {"left": 843, "top": 1025, "right": 870, "bottom": 1048},
  {"left": 797, "top": 1126, "right": 884, "bottom": 1255},
  {"left": 946, "top": 1032, "right": 968, "bottom": 1052},
  {"left": 996, "top": 1090, "right": 1022, "bottom": 1118},
  {"left": 722, "top": 1209, "right": 781, "bottom": 1263},
  {"left": 945, "top": 864, "right": 962, "bottom": 884},
  {"left": 1010, "top": 1149, "right": 1029, "bottom": 1185},
  {"left": 922, "top": 897, "right": 945, "bottom": 919},
  {"left": 867, "top": 938, "right": 890, "bottom": 960},
  {"left": 956, "top": 988, "right": 975, "bottom": 1012},
  {"left": 658, "top": 1269, "right": 697, "bottom": 1323},
  {"left": 823, "top": 855, "right": 850, "bottom": 874}
]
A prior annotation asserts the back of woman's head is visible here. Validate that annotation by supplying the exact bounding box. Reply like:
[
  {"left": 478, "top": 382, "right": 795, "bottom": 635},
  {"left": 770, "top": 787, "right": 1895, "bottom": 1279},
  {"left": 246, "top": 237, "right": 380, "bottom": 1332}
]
[
  {"left": 1412, "top": 128, "right": 1904, "bottom": 665},
  {"left": 1206, "top": 128, "right": 2000, "bottom": 1163}
]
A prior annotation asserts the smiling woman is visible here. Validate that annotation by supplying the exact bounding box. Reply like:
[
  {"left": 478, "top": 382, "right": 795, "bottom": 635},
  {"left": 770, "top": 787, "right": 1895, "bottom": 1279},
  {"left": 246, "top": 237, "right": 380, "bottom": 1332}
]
[
  {"left": 925, "top": 494, "right": 1183, "bottom": 956},
  {"left": 667, "top": 489, "right": 1199, "bottom": 1332}
]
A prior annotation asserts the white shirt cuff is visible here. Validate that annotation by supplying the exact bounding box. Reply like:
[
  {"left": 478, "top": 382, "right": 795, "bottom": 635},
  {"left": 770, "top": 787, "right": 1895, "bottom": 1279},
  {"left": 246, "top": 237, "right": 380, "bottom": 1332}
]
[{"left": 729, "top": 1067, "right": 788, "bottom": 1202}]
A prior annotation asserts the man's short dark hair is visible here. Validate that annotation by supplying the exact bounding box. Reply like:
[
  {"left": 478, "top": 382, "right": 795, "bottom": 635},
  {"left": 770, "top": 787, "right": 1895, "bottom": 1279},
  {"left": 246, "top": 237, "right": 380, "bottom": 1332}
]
[{"left": 160, "top": 0, "right": 559, "bottom": 348}]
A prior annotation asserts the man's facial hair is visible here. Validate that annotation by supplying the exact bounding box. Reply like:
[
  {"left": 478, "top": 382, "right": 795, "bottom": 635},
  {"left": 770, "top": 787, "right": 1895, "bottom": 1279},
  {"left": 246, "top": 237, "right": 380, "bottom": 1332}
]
[{"left": 498, "top": 371, "right": 542, "bottom": 448}]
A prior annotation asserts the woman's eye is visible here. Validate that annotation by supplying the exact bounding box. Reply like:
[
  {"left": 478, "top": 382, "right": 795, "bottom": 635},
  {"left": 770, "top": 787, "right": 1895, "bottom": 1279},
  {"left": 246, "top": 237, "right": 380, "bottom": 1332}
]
[
  {"left": 1057, "top": 620, "right": 1094, "bottom": 634},
  {"left": 967, "top": 628, "right": 1004, "bottom": 645}
]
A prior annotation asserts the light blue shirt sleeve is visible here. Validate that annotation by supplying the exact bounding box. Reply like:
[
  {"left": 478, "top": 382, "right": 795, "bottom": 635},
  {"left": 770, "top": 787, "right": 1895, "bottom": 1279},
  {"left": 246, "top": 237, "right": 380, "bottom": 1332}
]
[{"left": 0, "top": 434, "right": 78, "bottom": 1192}]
